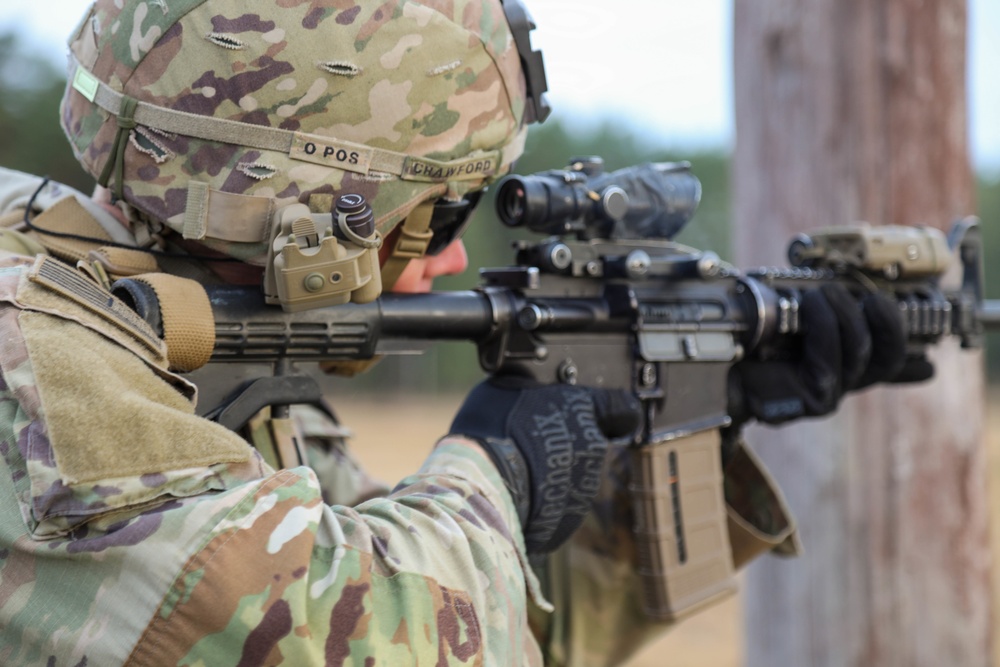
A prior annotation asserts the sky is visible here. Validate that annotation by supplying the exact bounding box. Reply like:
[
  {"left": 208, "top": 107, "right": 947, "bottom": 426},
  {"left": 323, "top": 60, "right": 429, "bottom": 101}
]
[{"left": 0, "top": 1, "right": 996, "bottom": 171}]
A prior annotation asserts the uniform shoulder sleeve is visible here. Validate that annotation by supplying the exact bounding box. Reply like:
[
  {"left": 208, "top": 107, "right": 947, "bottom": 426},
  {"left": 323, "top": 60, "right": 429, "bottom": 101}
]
[
  {"left": 290, "top": 402, "right": 391, "bottom": 506},
  {"left": 124, "top": 444, "right": 544, "bottom": 665},
  {"left": 0, "top": 257, "right": 268, "bottom": 539}
]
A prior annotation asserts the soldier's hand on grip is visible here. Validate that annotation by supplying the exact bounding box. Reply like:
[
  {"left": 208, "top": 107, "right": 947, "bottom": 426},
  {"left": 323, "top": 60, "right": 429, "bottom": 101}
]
[
  {"left": 449, "top": 377, "right": 641, "bottom": 554},
  {"left": 729, "top": 283, "right": 928, "bottom": 427}
]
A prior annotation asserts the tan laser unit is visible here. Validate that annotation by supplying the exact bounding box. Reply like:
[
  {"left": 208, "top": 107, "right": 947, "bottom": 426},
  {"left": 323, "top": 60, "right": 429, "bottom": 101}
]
[{"left": 788, "top": 223, "right": 951, "bottom": 280}]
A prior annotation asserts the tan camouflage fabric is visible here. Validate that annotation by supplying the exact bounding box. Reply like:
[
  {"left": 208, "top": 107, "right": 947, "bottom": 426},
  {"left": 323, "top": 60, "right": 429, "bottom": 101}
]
[{"left": 60, "top": 0, "right": 529, "bottom": 265}]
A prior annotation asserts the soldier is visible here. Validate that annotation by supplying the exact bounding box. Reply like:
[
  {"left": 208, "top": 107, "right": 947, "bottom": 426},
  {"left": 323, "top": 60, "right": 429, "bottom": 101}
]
[{"left": 0, "top": 1, "right": 911, "bottom": 665}]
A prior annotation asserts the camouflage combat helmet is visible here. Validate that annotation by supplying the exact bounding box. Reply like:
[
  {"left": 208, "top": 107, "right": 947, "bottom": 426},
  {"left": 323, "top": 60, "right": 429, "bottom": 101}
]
[{"left": 60, "top": 0, "right": 548, "bottom": 267}]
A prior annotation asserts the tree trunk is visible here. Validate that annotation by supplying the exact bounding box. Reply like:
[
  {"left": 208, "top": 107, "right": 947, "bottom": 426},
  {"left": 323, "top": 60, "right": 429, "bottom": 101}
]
[{"left": 731, "top": 1, "right": 993, "bottom": 666}]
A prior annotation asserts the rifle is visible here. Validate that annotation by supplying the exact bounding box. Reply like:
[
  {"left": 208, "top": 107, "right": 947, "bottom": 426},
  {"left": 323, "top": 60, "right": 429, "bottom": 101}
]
[{"left": 182, "top": 157, "right": 1000, "bottom": 622}]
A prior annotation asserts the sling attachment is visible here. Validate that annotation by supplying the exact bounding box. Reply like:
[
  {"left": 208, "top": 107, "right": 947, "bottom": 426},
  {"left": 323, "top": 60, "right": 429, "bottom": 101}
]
[
  {"left": 97, "top": 94, "right": 139, "bottom": 201},
  {"left": 111, "top": 273, "right": 215, "bottom": 372},
  {"left": 204, "top": 376, "right": 323, "bottom": 431},
  {"left": 205, "top": 375, "right": 340, "bottom": 470},
  {"left": 88, "top": 246, "right": 159, "bottom": 279},
  {"left": 12, "top": 191, "right": 163, "bottom": 278}
]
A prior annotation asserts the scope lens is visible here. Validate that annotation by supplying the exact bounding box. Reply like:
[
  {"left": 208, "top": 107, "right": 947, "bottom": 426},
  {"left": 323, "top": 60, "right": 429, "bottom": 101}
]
[{"left": 496, "top": 178, "right": 528, "bottom": 227}]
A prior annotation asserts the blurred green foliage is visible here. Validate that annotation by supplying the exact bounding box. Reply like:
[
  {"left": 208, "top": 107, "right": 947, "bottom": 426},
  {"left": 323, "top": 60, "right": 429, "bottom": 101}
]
[
  {"left": 0, "top": 33, "right": 91, "bottom": 191},
  {"left": 2, "top": 31, "right": 997, "bottom": 395},
  {"left": 979, "top": 175, "right": 1000, "bottom": 378}
]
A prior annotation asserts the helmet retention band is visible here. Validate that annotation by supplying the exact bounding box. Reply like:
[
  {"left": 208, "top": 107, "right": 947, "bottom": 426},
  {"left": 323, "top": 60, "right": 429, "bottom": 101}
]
[{"left": 73, "top": 60, "right": 525, "bottom": 187}]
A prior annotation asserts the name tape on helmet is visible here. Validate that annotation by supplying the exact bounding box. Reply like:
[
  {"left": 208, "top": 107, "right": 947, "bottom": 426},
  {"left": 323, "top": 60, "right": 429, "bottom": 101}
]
[
  {"left": 289, "top": 132, "right": 500, "bottom": 183},
  {"left": 71, "top": 58, "right": 523, "bottom": 186},
  {"left": 289, "top": 135, "right": 375, "bottom": 175},
  {"left": 402, "top": 155, "right": 498, "bottom": 182}
]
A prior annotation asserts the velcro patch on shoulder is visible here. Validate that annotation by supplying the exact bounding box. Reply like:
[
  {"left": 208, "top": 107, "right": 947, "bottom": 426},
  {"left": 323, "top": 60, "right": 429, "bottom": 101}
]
[
  {"left": 21, "top": 311, "right": 251, "bottom": 485},
  {"left": 19, "top": 256, "right": 167, "bottom": 365}
]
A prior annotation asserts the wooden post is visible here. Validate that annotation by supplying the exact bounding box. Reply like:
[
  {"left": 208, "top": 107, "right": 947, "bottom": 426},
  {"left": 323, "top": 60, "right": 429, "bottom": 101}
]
[{"left": 732, "top": 2, "right": 993, "bottom": 666}]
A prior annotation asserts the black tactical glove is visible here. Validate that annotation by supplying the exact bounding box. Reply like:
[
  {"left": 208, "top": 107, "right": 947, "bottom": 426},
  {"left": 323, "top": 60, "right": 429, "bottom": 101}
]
[
  {"left": 449, "top": 376, "right": 641, "bottom": 554},
  {"left": 728, "top": 283, "right": 930, "bottom": 428}
]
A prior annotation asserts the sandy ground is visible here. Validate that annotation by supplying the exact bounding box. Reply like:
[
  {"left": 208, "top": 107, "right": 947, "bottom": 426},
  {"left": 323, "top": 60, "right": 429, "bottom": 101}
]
[{"left": 331, "top": 390, "right": 1000, "bottom": 667}]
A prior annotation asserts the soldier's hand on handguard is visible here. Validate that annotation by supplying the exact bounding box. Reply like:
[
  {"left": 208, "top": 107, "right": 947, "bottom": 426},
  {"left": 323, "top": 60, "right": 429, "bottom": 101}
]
[
  {"left": 728, "top": 283, "right": 933, "bottom": 428},
  {"left": 448, "top": 377, "right": 641, "bottom": 554}
]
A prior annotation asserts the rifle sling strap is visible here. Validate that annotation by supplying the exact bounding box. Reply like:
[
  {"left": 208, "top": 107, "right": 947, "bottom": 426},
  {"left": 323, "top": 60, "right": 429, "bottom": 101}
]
[
  {"left": 27, "top": 196, "right": 115, "bottom": 263},
  {"left": 15, "top": 197, "right": 161, "bottom": 281},
  {"left": 11, "top": 197, "right": 214, "bottom": 372}
]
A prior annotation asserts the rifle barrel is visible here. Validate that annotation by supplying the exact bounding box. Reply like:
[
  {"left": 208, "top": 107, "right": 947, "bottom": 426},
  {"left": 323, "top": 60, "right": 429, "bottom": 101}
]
[{"left": 207, "top": 286, "right": 498, "bottom": 362}]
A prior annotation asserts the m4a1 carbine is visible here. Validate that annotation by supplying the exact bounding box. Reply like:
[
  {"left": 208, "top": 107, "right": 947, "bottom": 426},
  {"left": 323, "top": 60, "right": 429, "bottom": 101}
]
[{"left": 183, "top": 157, "right": 1000, "bottom": 623}]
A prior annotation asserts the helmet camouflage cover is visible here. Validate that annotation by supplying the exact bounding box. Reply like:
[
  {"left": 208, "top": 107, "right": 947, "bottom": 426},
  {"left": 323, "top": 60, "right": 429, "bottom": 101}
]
[{"left": 60, "top": 0, "right": 531, "bottom": 265}]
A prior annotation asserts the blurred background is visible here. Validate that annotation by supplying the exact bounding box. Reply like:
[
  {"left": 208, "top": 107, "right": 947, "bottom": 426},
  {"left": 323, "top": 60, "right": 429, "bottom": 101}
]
[{"left": 0, "top": 3, "right": 996, "bottom": 665}]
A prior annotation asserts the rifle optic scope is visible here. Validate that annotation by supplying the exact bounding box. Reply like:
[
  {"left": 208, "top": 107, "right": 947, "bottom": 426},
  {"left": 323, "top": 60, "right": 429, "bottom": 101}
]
[{"left": 495, "top": 159, "right": 703, "bottom": 241}]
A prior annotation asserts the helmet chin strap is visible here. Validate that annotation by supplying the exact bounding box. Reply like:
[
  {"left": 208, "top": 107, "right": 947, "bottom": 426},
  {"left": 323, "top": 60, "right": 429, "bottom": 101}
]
[{"left": 379, "top": 200, "right": 437, "bottom": 291}]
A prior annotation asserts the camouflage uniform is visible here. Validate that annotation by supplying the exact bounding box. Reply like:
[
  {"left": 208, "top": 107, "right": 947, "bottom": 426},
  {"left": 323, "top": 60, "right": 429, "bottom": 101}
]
[
  {"left": 0, "top": 0, "right": 801, "bottom": 663},
  {"left": 0, "top": 170, "right": 794, "bottom": 665},
  {"left": 0, "top": 171, "right": 547, "bottom": 666},
  {"left": 0, "top": 171, "right": 800, "bottom": 666}
]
